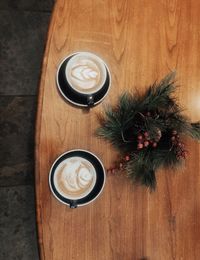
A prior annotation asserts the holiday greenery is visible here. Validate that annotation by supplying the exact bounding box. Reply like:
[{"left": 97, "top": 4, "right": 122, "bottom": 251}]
[{"left": 97, "top": 72, "right": 200, "bottom": 189}]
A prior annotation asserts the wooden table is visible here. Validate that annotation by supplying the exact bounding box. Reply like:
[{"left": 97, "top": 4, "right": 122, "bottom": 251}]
[{"left": 35, "top": 0, "right": 200, "bottom": 259}]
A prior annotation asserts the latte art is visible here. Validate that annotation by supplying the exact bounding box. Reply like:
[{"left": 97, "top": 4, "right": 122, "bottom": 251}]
[
  {"left": 59, "top": 161, "right": 93, "bottom": 193},
  {"left": 54, "top": 157, "right": 96, "bottom": 199},
  {"left": 71, "top": 64, "right": 99, "bottom": 89},
  {"left": 66, "top": 53, "right": 107, "bottom": 94}
]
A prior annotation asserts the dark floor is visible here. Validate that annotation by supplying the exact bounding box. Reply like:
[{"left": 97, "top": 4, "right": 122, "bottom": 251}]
[{"left": 0, "top": 1, "right": 54, "bottom": 259}]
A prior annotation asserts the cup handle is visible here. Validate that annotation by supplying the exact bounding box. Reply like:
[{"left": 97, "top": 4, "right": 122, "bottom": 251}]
[
  {"left": 69, "top": 200, "right": 77, "bottom": 209},
  {"left": 87, "top": 95, "right": 94, "bottom": 107}
]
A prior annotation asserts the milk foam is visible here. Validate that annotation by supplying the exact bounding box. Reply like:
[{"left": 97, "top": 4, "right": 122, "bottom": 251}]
[
  {"left": 54, "top": 157, "right": 96, "bottom": 199},
  {"left": 66, "top": 53, "right": 107, "bottom": 94}
]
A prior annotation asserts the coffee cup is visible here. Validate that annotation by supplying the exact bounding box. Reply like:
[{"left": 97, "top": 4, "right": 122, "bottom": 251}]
[
  {"left": 56, "top": 52, "right": 111, "bottom": 107},
  {"left": 49, "top": 149, "right": 106, "bottom": 208}
]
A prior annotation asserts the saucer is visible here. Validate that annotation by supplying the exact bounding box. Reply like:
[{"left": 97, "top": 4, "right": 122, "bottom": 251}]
[
  {"left": 56, "top": 53, "right": 111, "bottom": 107},
  {"left": 49, "top": 149, "right": 106, "bottom": 208}
]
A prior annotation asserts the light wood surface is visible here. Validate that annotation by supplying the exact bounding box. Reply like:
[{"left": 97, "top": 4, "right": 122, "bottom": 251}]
[{"left": 35, "top": 0, "right": 200, "bottom": 259}]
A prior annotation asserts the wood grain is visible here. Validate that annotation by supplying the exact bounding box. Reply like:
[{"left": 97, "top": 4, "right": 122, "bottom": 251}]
[{"left": 35, "top": 0, "right": 200, "bottom": 259}]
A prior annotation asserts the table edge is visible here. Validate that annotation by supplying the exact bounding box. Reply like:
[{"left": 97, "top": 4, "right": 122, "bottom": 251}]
[{"left": 34, "top": 3, "right": 56, "bottom": 259}]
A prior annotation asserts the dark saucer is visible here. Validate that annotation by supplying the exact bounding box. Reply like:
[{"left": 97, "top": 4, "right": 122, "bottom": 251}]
[
  {"left": 49, "top": 149, "right": 106, "bottom": 208},
  {"left": 56, "top": 53, "right": 111, "bottom": 107}
]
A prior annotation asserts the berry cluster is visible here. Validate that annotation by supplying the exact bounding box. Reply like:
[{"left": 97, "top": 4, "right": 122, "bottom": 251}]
[
  {"left": 171, "top": 130, "right": 188, "bottom": 160},
  {"left": 107, "top": 155, "right": 130, "bottom": 174},
  {"left": 137, "top": 130, "right": 161, "bottom": 150}
]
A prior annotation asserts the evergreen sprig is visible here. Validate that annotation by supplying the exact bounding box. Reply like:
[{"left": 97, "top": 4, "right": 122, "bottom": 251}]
[{"left": 97, "top": 72, "right": 200, "bottom": 189}]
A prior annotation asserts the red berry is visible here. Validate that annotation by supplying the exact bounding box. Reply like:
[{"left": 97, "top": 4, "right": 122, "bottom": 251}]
[
  {"left": 146, "top": 112, "right": 151, "bottom": 117},
  {"left": 152, "top": 142, "right": 157, "bottom": 148},
  {"left": 171, "top": 136, "right": 176, "bottom": 141},
  {"left": 112, "top": 169, "right": 116, "bottom": 174},
  {"left": 137, "top": 134, "right": 143, "bottom": 140},
  {"left": 144, "top": 141, "right": 149, "bottom": 147},
  {"left": 155, "top": 137, "right": 161, "bottom": 142},
  {"left": 137, "top": 143, "right": 144, "bottom": 149},
  {"left": 144, "top": 132, "right": 149, "bottom": 137},
  {"left": 181, "top": 152, "right": 185, "bottom": 157},
  {"left": 125, "top": 155, "right": 130, "bottom": 161},
  {"left": 172, "top": 130, "right": 177, "bottom": 135},
  {"left": 119, "top": 163, "right": 123, "bottom": 169},
  {"left": 138, "top": 140, "right": 144, "bottom": 145}
]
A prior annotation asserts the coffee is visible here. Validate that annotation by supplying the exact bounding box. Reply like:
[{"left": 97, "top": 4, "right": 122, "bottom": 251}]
[
  {"left": 54, "top": 157, "right": 96, "bottom": 200},
  {"left": 65, "top": 52, "right": 107, "bottom": 95}
]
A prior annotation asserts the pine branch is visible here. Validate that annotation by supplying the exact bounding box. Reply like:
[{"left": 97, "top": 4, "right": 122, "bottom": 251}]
[
  {"left": 126, "top": 155, "right": 156, "bottom": 190},
  {"left": 188, "top": 122, "right": 200, "bottom": 140},
  {"left": 165, "top": 112, "right": 191, "bottom": 133},
  {"left": 150, "top": 148, "right": 182, "bottom": 169},
  {"left": 140, "top": 71, "right": 177, "bottom": 111},
  {"left": 96, "top": 72, "right": 200, "bottom": 189},
  {"left": 117, "top": 93, "right": 140, "bottom": 129}
]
